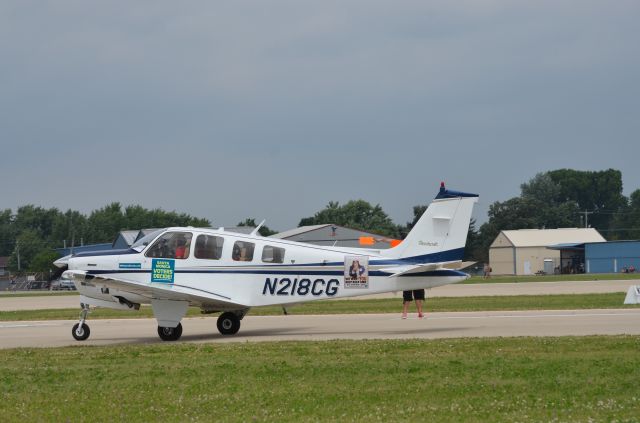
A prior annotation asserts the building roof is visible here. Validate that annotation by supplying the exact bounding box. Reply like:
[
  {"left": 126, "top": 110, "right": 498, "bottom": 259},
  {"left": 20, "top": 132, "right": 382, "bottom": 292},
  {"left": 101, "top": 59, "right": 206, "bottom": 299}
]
[
  {"left": 55, "top": 243, "right": 114, "bottom": 257},
  {"left": 271, "top": 224, "right": 332, "bottom": 239},
  {"left": 116, "top": 230, "right": 139, "bottom": 246},
  {"left": 499, "top": 228, "right": 605, "bottom": 248},
  {"left": 135, "top": 228, "right": 163, "bottom": 241}
]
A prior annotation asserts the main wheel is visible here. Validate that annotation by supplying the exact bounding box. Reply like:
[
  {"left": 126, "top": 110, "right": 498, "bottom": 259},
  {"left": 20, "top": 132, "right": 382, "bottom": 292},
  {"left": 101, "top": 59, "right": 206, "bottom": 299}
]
[
  {"left": 157, "top": 323, "right": 183, "bottom": 341},
  {"left": 72, "top": 323, "right": 90, "bottom": 341},
  {"left": 217, "top": 312, "right": 240, "bottom": 335}
]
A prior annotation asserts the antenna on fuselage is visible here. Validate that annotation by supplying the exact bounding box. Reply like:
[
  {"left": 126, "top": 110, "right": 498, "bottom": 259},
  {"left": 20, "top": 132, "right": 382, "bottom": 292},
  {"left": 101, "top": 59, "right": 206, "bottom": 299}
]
[{"left": 250, "top": 219, "right": 266, "bottom": 236}]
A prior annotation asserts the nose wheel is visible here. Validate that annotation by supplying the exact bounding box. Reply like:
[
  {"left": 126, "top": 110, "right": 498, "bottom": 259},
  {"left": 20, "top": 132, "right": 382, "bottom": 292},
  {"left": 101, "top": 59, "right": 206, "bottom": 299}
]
[{"left": 72, "top": 304, "right": 91, "bottom": 341}]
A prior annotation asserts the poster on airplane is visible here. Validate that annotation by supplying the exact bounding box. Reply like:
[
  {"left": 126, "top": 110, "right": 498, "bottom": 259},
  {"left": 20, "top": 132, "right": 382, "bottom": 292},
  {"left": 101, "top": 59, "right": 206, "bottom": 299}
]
[{"left": 344, "top": 255, "right": 369, "bottom": 289}]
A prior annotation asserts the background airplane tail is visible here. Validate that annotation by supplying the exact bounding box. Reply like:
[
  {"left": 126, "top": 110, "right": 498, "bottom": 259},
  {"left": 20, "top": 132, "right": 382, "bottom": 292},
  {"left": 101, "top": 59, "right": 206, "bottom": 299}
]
[{"left": 382, "top": 183, "right": 478, "bottom": 263}]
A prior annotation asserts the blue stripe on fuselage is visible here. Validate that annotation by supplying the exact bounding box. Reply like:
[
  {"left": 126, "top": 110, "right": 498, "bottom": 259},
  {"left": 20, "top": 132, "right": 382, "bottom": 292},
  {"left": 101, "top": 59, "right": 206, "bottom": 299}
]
[{"left": 86, "top": 268, "right": 466, "bottom": 278}]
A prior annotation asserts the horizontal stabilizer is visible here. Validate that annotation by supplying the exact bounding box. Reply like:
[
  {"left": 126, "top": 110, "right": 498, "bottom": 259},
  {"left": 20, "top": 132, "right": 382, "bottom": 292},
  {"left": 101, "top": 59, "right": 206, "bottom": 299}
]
[{"left": 381, "top": 260, "right": 463, "bottom": 277}]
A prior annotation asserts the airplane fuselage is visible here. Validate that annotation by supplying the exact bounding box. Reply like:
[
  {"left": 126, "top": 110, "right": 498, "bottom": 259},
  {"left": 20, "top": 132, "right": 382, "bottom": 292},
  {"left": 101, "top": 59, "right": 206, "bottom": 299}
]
[
  {"left": 68, "top": 227, "right": 468, "bottom": 311},
  {"left": 59, "top": 183, "right": 478, "bottom": 341}
]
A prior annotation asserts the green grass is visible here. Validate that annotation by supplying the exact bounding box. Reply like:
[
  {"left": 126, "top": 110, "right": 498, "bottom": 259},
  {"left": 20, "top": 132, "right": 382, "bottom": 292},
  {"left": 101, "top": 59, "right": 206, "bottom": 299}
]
[
  {"left": 464, "top": 273, "right": 640, "bottom": 284},
  {"left": 1, "top": 293, "right": 638, "bottom": 322},
  {"left": 0, "top": 336, "right": 638, "bottom": 422},
  {"left": 0, "top": 291, "right": 79, "bottom": 298}
]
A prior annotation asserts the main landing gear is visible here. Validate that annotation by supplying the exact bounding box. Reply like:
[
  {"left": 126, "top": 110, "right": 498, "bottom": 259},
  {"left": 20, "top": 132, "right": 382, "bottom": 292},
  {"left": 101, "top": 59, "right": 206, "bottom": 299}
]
[
  {"left": 217, "top": 312, "right": 241, "bottom": 335},
  {"left": 157, "top": 323, "right": 183, "bottom": 341},
  {"left": 154, "top": 311, "right": 243, "bottom": 341},
  {"left": 72, "top": 303, "right": 91, "bottom": 341}
]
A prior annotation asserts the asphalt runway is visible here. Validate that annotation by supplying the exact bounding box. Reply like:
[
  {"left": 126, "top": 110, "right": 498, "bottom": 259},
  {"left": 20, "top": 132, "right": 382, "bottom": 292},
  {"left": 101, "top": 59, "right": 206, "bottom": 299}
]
[
  {"left": 0, "top": 280, "right": 637, "bottom": 311},
  {"left": 1, "top": 309, "right": 639, "bottom": 349}
]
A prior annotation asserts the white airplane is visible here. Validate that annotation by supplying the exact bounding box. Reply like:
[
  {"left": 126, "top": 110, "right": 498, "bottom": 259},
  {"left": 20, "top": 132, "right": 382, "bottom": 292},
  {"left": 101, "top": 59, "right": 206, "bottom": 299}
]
[{"left": 55, "top": 183, "right": 478, "bottom": 342}]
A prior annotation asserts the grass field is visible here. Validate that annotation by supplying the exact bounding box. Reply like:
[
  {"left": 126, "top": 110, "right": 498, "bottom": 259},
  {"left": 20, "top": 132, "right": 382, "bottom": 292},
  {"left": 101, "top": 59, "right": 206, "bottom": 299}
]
[
  {"left": 1, "top": 292, "right": 638, "bottom": 322},
  {"left": 463, "top": 273, "right": 640, "bottom": 284},
  {"left": 1, "top": 336, "right": 638, "bottom": 422},
  {"left": 0, "top": 291, "right": 78, "bottom": 297}
]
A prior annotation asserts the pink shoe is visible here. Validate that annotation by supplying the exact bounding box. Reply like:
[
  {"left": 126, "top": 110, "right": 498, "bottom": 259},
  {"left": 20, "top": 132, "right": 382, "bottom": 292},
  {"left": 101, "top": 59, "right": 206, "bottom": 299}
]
[
  {"left": 401, "top": 313, "right": 407, "bottom": 319},
  {"left": 418, "top": 313, "right": 424, "bottom": 319}
]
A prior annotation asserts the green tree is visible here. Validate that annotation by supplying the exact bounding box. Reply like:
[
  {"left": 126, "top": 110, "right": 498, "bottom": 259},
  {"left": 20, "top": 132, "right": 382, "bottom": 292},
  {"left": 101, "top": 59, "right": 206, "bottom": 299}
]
[
  {"left": 51, "top": 210, "right": 88, "bottom": 249},
  {"left": 611, "top": 189, "right": 640, "bottom": 240},
  {"left": 299, "top": 200, "right": 400, "bottom": 238},
  {"left": 8, "top": 229, "right": 47, "bottom": 272},
  {"left": 474, "top": 169, "right": 629, "bottom": 262},
  {"left": 29, "top": 250, "right": 60, "bottom": 274},
  {"left": 237, "top": 218, "right": 277, "bottom": 236},
  {"left": 13, "top": 205, "right": 61, "bottom": 241},
  {"left": 547, "top": 168, "right": 626, "bottom": 231},
  {"left": 86, "top": 203, "right": 125, "bottom": 244},
  {"left": 0, "top": 209, "right": 16, "bottom": 256}
]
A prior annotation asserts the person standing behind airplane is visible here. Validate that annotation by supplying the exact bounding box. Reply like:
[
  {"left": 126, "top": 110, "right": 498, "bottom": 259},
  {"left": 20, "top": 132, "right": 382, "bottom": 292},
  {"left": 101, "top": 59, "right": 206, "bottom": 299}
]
[
  {"left": 483, "top": 263, "right": 491, "bottom": 279},
  {"left": 402, "top": 289, "right": 425, "bottom": 319}
]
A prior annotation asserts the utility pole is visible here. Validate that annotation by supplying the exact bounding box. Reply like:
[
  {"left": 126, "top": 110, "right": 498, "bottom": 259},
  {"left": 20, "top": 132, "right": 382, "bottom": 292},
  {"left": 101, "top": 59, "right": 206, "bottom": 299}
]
[
  {"left": 16, "top": 241, "right": 21, "bottom": 271},
  {"left": 580, "top": 210, "right": 594, "bottom": 228}
]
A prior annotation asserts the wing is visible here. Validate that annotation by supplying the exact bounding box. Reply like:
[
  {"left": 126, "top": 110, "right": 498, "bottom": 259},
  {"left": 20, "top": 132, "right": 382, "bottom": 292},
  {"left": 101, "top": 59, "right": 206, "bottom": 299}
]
[{"left": 63, "top": 270, "right": 247, "bottom": 310}]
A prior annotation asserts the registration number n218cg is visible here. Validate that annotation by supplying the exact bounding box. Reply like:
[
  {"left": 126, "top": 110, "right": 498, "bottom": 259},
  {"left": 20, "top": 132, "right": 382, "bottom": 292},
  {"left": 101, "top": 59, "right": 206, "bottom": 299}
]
[{"left": 262, "top": 277, "right": 339, "bottom": 297}]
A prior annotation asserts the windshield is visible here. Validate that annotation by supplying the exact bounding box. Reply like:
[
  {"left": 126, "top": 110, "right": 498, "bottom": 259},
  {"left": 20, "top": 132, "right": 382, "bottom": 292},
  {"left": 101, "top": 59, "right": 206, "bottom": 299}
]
[{"left": 131, "top": 229, "right": 167, "bottom": 252}]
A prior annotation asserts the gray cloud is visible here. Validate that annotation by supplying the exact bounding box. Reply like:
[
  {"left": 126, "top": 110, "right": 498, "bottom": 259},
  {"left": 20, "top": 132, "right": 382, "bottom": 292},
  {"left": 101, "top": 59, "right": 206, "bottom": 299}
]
[{"left": 1, "top": 1, "right": 638, "bottom": 231}]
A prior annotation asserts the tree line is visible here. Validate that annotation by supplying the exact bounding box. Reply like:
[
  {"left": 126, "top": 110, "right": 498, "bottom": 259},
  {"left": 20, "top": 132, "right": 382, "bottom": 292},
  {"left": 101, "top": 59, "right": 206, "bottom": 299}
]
[
  {"left": 0, "top": 204, "right": 210, "bottom": 274},
  {"left": 2, "top": 168, "right": 638, "bottom": 274},
  {"left": 467, "top": 168, "right": 640, "bottom": 262},
  {"left": 296, "top": 168, "right": 640, "bottom": 263}
]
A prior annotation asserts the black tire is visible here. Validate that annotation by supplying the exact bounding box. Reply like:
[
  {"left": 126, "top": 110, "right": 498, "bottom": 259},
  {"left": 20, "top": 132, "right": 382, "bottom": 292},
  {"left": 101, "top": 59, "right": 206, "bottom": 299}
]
[
  {"left": 217, "top": 312, "right": 241, "bottom": 335},
  {"left": 157, "top": 323, "right": 183, "bottom": 341},
  {"left": 72, "top": 323, "right": 90, "bottom": 341}
]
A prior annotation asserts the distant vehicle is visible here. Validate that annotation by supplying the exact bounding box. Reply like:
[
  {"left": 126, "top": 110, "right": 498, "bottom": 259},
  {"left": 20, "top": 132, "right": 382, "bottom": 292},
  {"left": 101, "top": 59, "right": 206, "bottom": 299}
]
[
  {"left": 54, "top": 183, "right": 478, "bottom": 342},
  {"left": 50, "top": 278, "right": 76, "bottom": 291}
]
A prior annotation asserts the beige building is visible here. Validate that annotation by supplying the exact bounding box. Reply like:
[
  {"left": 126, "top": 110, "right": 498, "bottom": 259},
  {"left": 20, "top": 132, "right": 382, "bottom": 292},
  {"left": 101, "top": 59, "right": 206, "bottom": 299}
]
[{"left": 489, "top": 228, "right": 605, "bottom": 275}]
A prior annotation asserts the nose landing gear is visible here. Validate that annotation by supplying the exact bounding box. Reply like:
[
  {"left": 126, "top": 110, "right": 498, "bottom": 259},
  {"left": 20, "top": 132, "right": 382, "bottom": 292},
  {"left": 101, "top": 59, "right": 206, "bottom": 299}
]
[{"left": 72, "top": 304, "right": 91, "bottom": 341}]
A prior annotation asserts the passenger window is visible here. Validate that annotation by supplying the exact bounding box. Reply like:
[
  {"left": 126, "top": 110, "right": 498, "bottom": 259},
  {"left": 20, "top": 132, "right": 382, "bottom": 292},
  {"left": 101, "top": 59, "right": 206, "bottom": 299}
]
[
  {"left": 232, "top": 241, "right": 255, "bottom": 262},
  {"left": 194, "top": 235, "right": 224, "bottom": 260},
  {"left": 262, "top": 245, "right": 285, "bottom": 263},
  {"left": 146, "top": 232, "right": 192, "bottom": 260}
]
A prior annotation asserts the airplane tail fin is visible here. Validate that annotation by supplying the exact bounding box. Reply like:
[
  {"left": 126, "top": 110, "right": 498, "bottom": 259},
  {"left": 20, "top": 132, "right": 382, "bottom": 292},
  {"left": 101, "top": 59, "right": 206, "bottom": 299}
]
[{"left": 381, "top": 183, "right": 478, "bottom": 263}]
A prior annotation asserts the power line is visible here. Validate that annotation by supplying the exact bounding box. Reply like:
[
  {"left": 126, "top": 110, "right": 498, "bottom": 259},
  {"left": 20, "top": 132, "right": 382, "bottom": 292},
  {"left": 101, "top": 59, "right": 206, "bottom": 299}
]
[{"left": 579, "top": 210, "right": 594, "bottom": 228}]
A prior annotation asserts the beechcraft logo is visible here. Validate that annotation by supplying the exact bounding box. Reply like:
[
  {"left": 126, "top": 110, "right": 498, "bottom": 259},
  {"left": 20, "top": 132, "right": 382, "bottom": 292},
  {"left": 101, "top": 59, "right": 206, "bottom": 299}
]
[{"left": 419, "top": 241, "right": 439, "bottom": 247}]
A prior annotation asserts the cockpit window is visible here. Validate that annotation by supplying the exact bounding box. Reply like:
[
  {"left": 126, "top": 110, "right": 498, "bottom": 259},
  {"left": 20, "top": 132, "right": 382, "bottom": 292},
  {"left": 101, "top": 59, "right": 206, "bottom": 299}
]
[
  {"left": 131, "top": 229, "right": 166, "bottom": 251},
  {"left": 194, "top": 235, "right": 224, "bottom": 260},
  {"left": 232, "top": 241, "right": 255, "bottom": 262},
  {"left": 145, "top": 232, "right": 193, "bottom": 259},
  {"left": 262, "top": 245, "right": 285, "bottom": 263}
]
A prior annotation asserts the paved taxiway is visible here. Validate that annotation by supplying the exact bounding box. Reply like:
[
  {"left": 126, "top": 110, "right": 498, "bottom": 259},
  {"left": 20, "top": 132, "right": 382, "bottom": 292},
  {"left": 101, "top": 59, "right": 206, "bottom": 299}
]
[
  {"left": 0, "top": 280, "right": 636, "bottom": 311},
  {"left": 1, "top": 309, "right": 639, "bottom": 349}
]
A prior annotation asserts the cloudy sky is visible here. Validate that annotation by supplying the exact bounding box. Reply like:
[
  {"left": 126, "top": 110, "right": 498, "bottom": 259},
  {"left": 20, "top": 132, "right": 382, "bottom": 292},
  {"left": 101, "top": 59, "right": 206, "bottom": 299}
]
[{"left": 1, "top": 1, "right": 638, "bottom": 232}]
